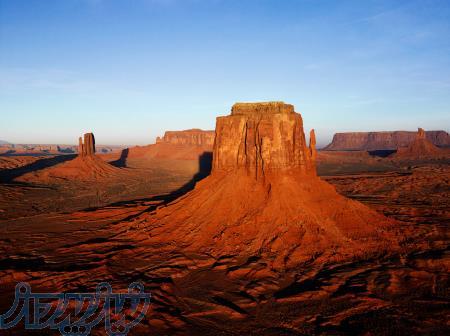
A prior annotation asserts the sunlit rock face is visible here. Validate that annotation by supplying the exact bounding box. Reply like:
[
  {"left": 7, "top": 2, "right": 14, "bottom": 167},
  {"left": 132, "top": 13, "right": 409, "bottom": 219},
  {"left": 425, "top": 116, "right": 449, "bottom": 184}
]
[
  {"left": 213, "top": 102, "right": 316, "bottom": 176},
  {"left": 78, "top": 133, "right": 95, "bottom": 156}
]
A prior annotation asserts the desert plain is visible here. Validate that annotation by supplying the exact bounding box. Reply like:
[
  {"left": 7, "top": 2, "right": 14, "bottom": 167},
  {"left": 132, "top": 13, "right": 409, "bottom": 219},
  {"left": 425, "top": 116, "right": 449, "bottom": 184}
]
[{"left": 0, "top": 102, "right": 449, "bottom": 335}]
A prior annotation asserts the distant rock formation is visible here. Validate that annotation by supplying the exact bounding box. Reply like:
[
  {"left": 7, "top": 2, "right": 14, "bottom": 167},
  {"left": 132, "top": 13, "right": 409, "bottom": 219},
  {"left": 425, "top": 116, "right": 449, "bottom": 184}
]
[
  {"left": 393, "top": 128, "right": 444, "bottom": 159},
  {"left": 78, "top": 133, "right": 96, "bottom": 156},
  {"left": 17, "top": 133, "right": 119, "bottom": 183},
  {"left": 122, "top": 129, "right": 214, "bottom": 162},
  {"left": 156, "top": 129, "right": 214, "bottom": 146},
  {"left": 138, "top": 102, "right": 398, "bottom": 268},
  {"left": 324, "top": 130, "right": 450, "bottom": 151}
]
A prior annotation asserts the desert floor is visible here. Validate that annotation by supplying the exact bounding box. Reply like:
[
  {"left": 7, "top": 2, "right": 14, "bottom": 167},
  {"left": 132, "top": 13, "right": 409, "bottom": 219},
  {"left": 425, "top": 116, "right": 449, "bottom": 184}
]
[{"left": 0, "top": 151, "right": 448, "bottom": 335}]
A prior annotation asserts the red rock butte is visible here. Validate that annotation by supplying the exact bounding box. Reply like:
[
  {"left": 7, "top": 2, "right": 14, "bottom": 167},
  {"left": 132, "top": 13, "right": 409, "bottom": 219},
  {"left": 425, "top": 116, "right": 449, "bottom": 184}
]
[
  {"left": 17, "top": 132, "right": 119, "bottom": 182},
  {"left": 78, "top": 132, "right": 95, "bottom": 156},
  {"left": 213, "top": 102, "right": 316, "bottom": 176},
  {"left": 137, "top": 102, "right": 398, "bottom": 267}
]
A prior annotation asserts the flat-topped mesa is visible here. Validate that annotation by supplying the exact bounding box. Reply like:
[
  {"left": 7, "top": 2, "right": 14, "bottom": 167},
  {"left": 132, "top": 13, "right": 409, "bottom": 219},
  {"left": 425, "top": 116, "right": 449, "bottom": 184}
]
[
  {"left": 78, "top": 133, "right": 96, "bottom": 157},
  {"left": 324, "top": 130, "right": 450, "bottom": 151},
  {"left": 156, "top": 129, "right": 215, "bottom": 146},
  {"left": 213, "top": 102, "right": 316, "bottom": 176},
  {"left": 231, "top": 101, "right": 294, "bottom": 115}
]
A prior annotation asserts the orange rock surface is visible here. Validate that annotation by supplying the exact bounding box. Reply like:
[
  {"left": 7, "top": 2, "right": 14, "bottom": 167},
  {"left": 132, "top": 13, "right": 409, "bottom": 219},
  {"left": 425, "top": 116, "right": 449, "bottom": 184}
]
[{"left": 136, "top": 102, "right": 399, "bottom": 267}]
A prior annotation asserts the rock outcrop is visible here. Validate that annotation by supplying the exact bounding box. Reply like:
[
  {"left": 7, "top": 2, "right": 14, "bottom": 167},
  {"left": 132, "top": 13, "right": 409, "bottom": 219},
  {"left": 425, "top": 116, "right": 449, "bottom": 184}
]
[
  {"left": 136, "top": 102, "right": 398, "bottom": 268},
  {"left": 78, "top": 133, "right": 96, "bottom": 156},
  {"left": 393, "top": 128, "right": 444, "bottom": 159},
  {"left": 309, "top": 129, "right": 317, "bottom": 161},
  {"left": 324, "top": 130, "right": 450, "bottom": 151},
  {"left": 156, "top": 129, "right": 214, "bottom": 146},
  {"left": 213, "top": 102, "right": 315, "bottom": 176},
  {"left": 17, "top": 133, "right": 119, "bottom": 183}
]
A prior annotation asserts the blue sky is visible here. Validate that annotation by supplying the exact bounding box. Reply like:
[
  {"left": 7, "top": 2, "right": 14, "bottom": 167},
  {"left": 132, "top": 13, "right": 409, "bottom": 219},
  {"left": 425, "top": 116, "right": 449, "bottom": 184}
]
[{"left": 1, "top": 0, "right": 449, "bottom": 146}]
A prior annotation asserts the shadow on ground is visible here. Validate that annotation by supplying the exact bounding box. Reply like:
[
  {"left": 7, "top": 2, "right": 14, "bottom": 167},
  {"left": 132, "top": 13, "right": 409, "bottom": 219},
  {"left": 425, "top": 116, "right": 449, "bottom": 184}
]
[
  {"left": 110, "top": 148, "right": 129, "bottom": 168},
  {"left": 0, "top": 154, "right": 77, "bottom": 183},
  {"left": 83, "top": 151, "right": 213, "bottom": 220}
]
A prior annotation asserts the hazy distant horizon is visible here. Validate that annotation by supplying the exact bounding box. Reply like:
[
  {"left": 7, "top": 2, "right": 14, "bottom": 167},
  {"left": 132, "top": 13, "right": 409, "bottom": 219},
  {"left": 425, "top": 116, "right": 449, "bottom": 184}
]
[
  {"left": 1, "top": 0, "right": 449, "bottom": 146},
  {"left": 1, "top": 124, "right": 449, "bottom": 149}
]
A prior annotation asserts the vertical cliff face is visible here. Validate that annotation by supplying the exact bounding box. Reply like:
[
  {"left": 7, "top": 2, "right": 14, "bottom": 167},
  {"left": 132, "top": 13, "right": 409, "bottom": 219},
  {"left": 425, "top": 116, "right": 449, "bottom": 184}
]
[
  {"left": 78, "top": 133, "right": 96, "bottom": 156},
  {"left": 212, "top": 102, "right": 316, "bottom": 176}
]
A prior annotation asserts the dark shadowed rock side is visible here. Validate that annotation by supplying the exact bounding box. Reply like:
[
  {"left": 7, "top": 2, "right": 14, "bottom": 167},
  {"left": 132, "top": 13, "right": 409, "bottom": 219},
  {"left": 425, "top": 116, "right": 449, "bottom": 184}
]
[{"left": 324, "top": 130, "right": 450, "bottom": 151}]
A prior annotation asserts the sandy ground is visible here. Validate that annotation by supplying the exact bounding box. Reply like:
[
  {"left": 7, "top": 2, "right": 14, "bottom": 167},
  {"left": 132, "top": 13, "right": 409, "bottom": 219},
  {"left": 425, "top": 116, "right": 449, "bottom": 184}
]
[{"left": 0, "top": 151, "right": 448, "bottom": 335}]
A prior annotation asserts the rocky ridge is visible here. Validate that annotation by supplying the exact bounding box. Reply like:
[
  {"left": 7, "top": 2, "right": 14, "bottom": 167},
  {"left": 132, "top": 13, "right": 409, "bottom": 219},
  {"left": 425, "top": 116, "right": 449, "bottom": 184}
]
[
  {"left": 324, "top": 130, "right": 450, "bottom": 151},
  {"left": 156, "top": 129, "right": 215, "bottom": 146}
]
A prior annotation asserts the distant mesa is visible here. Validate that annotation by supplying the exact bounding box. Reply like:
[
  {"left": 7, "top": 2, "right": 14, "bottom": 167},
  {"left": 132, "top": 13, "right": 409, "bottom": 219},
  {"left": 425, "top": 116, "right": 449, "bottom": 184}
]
[
  {"left": 324, "top": 130, "right": 450, "bottom": 151},
  {"left": 156, "top": 129, "right": 215, "bottom": 146},
  {"left": 138, "top": 102, "right": 399, "bottom": 267},
  {"left": 122, "top": 129, "right": 214, "bottom": 162}
]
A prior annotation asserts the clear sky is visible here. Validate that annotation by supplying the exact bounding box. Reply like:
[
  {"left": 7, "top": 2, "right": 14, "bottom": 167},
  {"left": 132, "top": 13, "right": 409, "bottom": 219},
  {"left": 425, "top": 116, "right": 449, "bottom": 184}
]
[{"left": 1, "top": 0, "right": 449, "bottom": 147}]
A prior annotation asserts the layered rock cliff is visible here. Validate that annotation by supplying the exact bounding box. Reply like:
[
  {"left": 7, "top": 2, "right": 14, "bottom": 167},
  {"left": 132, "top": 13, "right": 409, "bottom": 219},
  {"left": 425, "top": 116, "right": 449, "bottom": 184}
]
[
  {"left": 324, "top": 130, "right": 450, "bottom": 151},
  {"left": 156, "top": 129, "right": 214, "bottom": 146},
  {"left": 213, "top": 102, "right": 315, "bottom": 176}
]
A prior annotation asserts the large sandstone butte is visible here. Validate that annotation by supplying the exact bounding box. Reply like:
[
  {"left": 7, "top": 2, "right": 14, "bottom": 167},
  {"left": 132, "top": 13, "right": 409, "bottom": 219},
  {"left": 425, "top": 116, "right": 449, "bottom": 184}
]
[
  {"left": 324, "top": 130, "right": 450, "bottom": 151},
  {"left": 156, "top": 129, "right": 214, "bottom": 146},
  {"left": 139, "top": 102, "right": 398, "bottom": 267}
]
